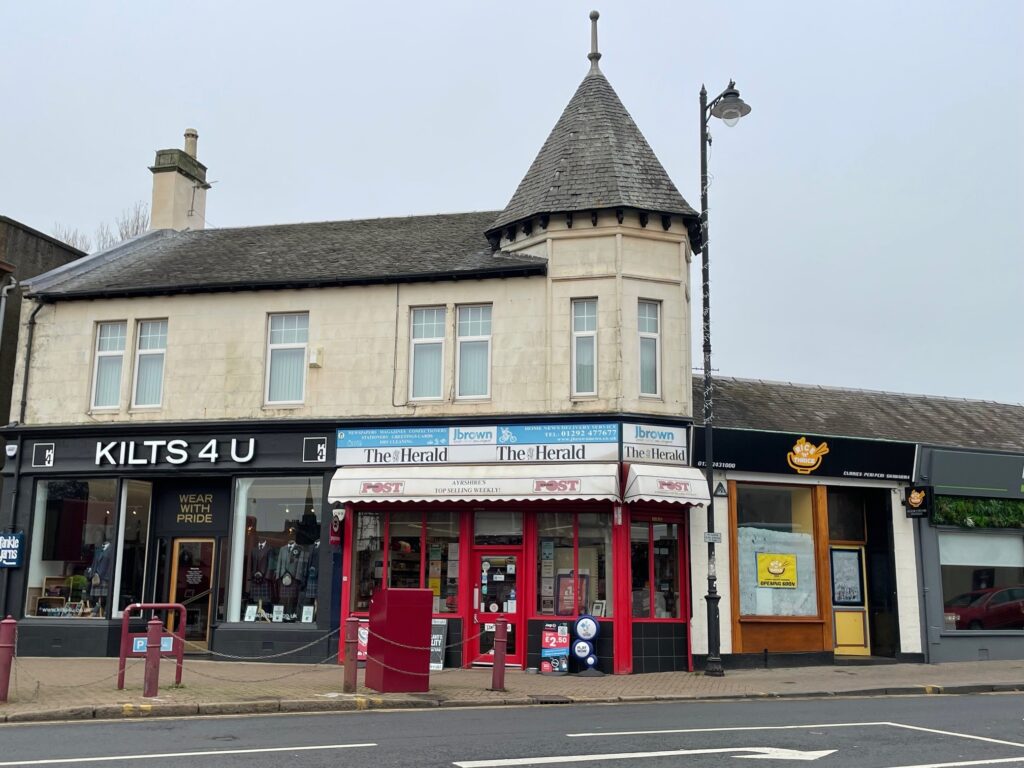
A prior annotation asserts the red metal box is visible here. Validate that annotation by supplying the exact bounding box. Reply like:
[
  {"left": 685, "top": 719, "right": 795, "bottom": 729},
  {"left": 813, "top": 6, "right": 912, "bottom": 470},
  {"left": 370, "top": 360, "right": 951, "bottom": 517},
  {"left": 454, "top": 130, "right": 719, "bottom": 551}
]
[{"left": 364, "top": 588, "right": 433, "bottom": 693}]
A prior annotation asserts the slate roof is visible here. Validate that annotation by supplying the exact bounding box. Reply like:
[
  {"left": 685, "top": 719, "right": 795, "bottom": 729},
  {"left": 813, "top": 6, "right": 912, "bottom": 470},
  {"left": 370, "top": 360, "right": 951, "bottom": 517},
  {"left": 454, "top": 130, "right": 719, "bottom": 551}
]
[
  {"left": 693, "top": 376, "right": 1024, "bottom": 453},
  {"left": 489, "top": 67, "right": 698, "bottom": 233},
  {"left": 27, "top": 211, "right": 546, "bottom": 300}
]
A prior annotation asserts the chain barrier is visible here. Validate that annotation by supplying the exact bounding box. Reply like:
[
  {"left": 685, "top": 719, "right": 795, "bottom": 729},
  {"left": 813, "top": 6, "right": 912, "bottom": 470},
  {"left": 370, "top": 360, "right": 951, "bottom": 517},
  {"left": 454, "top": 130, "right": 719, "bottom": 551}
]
[
  {"left": 365, "top": 625, "right": 487, "bottom": 652},
  {"left": 167, "top": 625, "right": 342, "bottom": 661}
]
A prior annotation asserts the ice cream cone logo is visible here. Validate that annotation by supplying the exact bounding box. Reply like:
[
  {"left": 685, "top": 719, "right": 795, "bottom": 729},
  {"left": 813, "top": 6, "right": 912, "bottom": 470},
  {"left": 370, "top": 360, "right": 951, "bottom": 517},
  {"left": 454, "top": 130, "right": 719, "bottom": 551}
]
[
  {"left": 786, "top": 437, "right": 829, "bottom": 474},
  {"left": 907, "top": 489, "right": 926, "bottom": 508}
]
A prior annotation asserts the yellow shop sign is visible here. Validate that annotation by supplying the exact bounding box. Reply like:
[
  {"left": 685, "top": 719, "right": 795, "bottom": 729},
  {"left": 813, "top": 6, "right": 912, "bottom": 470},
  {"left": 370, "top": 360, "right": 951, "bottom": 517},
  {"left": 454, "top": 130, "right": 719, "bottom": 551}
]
[{"left": 756, "top": 553, "right": 797, "bottom": 588}]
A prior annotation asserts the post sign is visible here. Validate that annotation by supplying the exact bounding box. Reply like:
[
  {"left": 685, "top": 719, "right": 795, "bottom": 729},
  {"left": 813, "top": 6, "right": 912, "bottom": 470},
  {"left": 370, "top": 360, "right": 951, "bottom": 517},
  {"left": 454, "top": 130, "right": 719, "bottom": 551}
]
[
  {"left": 0, "top": 532, "right": 24, "bottom": 567},
  {"left": 129, "top": 634, "right": 175, "bottom": 656}
]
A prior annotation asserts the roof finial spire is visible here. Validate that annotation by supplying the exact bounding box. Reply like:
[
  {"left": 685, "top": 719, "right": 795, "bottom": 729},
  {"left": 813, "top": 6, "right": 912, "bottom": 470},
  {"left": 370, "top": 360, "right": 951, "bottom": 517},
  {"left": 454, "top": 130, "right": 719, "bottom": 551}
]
[{"left": 588, "top": 10, "right": 602, "bottom": 72}]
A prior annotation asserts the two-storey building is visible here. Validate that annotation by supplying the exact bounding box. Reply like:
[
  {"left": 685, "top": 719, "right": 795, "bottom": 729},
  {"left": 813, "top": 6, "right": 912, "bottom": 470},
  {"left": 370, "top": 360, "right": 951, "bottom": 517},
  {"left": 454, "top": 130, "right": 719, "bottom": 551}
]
[{"left": 1, "top": 21, "right": 711, "bottom": 673}]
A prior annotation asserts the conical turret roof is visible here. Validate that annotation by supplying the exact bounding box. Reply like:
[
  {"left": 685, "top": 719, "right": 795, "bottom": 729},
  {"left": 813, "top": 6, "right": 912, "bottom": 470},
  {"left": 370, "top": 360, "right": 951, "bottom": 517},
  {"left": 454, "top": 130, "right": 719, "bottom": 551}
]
[{"left": 489, "top": 67, "right": 697, "bottom": 234}]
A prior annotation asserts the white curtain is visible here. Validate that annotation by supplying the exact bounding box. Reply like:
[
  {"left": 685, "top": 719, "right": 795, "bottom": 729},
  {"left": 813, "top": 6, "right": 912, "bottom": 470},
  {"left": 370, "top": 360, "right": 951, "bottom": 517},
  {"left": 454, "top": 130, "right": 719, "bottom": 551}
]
[
  {"left": 459, "top": 340, "right": 488, "bottom": 396},
  {"left": 413, "top": 342, "right": 442, "bottom": 398},
  {"left": 269, "top": 348, "right": 305, "bottom": 401},
  {"left": 575, "top": 336, "right": 595, "bottom": 393},
  {"left": 640, "top": 337, "right": 657, "bottom": 394},
  {"left": 94, "top": 356, "right": 122, "bottom": 407},
  {"left": 135, "top": 354, "right": 164, "bottom": 406}
]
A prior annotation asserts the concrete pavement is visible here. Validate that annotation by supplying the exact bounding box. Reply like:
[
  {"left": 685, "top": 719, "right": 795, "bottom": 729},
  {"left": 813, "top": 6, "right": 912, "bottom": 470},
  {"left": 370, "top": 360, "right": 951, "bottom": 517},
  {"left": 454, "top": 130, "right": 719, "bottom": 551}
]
[{"left": 2, "top": 655, "right": 1024, "bottom": 724}]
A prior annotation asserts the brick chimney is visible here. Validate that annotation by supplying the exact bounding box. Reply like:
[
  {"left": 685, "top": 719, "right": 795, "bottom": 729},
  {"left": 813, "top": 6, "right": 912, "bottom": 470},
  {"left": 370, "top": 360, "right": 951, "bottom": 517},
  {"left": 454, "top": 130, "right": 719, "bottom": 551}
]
[{"left": 149, "top": 128, "right": 210, "bottom": 231}]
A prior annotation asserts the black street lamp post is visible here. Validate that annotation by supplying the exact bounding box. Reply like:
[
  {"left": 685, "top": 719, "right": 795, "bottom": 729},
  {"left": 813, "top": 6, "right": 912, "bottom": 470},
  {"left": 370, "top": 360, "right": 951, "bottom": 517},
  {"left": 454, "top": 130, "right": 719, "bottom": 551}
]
[{"left": 699, "top": 80, "right": 751, "bottom": 678}]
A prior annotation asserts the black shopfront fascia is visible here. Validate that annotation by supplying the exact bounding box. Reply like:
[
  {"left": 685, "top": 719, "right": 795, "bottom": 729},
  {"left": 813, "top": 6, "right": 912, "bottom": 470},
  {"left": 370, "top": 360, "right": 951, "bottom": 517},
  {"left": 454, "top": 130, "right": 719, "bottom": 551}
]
[
  {"left": 692, "top": 427, "right": 916, "bottom": 481},
  {"left": 0, "top": 422, "right": 335, "bottom": 660}
]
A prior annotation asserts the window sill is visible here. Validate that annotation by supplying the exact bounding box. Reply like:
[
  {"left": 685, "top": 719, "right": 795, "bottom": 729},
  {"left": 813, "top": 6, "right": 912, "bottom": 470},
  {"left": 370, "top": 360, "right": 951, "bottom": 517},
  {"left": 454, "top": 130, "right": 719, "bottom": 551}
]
[
  {"left": 128, "top": 406, "right": 162, "bottom": 413},
  {"left": 639, "top": 394, "right": 664, "bottom": 402},
  {"left": 455, "top": 397, "right": 492, "bottom": 404},
  {"left": 262, "top": 402, "right": 306, "bottom": 410},
  {"left": 739, "top": 615, "right": 825, "bottom": 623}
]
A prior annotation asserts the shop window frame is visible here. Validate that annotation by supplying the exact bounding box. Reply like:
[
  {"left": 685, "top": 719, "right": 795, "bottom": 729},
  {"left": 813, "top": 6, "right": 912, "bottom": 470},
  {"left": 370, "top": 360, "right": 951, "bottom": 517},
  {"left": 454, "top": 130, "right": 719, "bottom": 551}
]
[{"left": 629, "top": 511, "right": 689, "bottom": 623}]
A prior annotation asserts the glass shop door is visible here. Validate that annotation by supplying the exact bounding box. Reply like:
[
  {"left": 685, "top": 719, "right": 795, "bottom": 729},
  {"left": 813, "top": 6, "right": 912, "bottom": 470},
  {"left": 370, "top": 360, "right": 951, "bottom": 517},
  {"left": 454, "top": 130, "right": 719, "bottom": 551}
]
[
  {"left": 472, "top": 553, "right": 522, "bottom": 666},
  {"left": 167, "top": 538, "right": 216, "bottom": 650}
]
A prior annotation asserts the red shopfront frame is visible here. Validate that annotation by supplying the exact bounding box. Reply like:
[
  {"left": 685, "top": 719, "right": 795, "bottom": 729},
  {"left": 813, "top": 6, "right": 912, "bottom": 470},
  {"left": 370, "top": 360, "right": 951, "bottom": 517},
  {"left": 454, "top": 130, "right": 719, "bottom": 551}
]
[
  {"left": 617, "top": 505, "right": 692, "bottom": 674},
  {"left": 339, "top": 500, "right": 623, "bottom": 670}
]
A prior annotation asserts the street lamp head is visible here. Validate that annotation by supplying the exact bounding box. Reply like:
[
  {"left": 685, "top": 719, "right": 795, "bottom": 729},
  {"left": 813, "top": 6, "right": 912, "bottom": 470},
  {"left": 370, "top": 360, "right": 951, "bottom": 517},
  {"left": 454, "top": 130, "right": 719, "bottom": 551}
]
[{"left": 710, "top": 80, "right": 751, "bottom": 127}]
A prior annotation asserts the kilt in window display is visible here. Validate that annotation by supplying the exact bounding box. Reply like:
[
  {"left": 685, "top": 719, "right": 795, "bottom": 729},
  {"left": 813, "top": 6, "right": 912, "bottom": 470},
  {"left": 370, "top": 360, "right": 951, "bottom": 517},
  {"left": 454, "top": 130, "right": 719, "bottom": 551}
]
[
  {"left": 276, "top": 541, "right": 308, "bottom": 613},
  {"left": 247, "top": 541, "right": 276, "bottom": 603}
]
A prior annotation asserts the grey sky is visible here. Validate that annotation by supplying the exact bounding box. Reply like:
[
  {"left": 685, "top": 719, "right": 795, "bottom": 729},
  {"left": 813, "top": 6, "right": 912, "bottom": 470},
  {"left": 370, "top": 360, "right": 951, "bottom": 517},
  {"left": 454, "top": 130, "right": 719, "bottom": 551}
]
[{"left": 2, "top": 1, "right": 1021, "bottom": 405}]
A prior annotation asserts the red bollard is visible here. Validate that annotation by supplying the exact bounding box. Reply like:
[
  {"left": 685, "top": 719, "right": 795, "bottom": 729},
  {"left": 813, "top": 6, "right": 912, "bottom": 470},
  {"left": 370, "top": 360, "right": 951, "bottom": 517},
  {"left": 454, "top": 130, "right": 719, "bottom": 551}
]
[
  {"left": 342, "top": 617, "right": 359, "bottom": 693},
  {"left": 0, "top": 615, "right": 16, "bottom": 703},
  {"left": 489, "top": 616, "right": 507, "bottom": 692},
  {"left": 143, "top": 617, "right": 162, "bottom": 698}
]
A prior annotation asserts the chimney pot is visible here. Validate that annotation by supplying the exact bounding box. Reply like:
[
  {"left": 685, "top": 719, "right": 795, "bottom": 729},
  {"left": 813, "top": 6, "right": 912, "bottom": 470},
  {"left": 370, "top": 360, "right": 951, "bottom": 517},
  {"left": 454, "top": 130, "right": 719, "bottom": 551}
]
[{"left": 184, "top": 128, "right": 198, "bottom": 158}]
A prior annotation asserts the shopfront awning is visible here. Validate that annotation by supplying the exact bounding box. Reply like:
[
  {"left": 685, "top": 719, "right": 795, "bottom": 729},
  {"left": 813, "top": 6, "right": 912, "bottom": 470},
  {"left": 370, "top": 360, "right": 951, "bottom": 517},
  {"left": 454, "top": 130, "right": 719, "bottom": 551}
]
[
  {"left": 623, "top": 464, "right": 711, "bottom": 508},
  {"left": 328, "top": 463, "right": 620, "bottom": 504}
]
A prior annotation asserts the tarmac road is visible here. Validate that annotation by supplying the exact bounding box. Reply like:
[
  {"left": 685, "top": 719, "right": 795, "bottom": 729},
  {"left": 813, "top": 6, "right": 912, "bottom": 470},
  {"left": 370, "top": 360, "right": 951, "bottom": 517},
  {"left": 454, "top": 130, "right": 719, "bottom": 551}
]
[{"left": 1, "top": 693, "right": 1024, "bottom": 767}]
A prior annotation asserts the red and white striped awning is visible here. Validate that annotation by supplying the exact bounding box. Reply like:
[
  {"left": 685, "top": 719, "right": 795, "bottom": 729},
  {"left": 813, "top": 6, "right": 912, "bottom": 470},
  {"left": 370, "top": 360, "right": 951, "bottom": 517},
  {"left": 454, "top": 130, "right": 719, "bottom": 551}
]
[
  {"left": 623, "top": 464, "right": 711, "bottom": 508},
  {"left": 329, "top": 463, "right": 620, "bottom": 504}
]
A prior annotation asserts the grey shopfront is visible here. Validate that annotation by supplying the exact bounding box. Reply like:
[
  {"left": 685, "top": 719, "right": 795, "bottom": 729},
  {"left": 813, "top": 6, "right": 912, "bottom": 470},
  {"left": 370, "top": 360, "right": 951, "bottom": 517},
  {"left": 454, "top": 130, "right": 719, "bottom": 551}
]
[
  {"left": 916, "top": 447, "right": 1024, "bottom": 662},
  {"left": 0, "top": 423, "right": 340, "bottom": 660}
]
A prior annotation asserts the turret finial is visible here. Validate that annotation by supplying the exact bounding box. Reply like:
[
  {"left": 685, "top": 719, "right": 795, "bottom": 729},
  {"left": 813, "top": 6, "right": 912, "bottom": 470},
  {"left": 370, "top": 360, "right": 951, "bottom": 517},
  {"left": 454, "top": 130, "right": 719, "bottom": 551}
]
[{"left": 588, "top": 10, "right": 601, "bottom": 72}]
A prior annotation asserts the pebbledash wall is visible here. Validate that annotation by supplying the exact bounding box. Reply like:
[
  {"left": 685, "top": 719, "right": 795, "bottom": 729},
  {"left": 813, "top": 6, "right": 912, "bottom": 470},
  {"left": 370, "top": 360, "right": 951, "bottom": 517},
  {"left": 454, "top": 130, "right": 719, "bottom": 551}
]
[
  {"left": 1, "top": 417, "right": 711, "bottom": 673},
  {"left": 915, "top": 447, "right": 1024, "bottom": 662},
  {"left": 689, "top": 427, "right": 924, "bottom": 667}
]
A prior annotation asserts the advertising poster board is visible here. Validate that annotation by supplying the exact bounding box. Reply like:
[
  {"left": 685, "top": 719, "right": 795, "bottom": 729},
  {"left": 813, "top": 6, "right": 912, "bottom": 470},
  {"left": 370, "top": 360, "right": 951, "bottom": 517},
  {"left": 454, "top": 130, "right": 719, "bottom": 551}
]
[
  {"left": 540, "top": 621, "right": 570, "bottom": 675},
  {"left": 430, "top": 618, "right": 448, "bottom": 671},
  {"left": 755, "top": 553, "right": 797, "bottom": 589}
]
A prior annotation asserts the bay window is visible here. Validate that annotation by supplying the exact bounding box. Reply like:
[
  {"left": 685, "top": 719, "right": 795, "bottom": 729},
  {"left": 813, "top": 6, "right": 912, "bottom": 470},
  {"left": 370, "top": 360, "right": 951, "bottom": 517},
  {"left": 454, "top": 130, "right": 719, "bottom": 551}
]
[{"left": 638, "top": 300, "right": 660, "bottom": 397}]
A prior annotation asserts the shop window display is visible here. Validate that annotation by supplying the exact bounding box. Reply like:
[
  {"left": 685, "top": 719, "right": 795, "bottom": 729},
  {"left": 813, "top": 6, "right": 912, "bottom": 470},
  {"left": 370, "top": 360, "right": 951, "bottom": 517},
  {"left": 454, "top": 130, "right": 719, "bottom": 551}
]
[
  {"left": 536, "top": 512, "right": 612, "bottom": 617},
  {"left": 234, "top": 477, "right": 322, "bottom": 623},
  {"left": 631, "top": 520, "right": 680, "bottom": 619},
  {"left": 737, "top": 484, "right": 818, "bottom": 617},
  {"left": 115, "top": 480, "right": 152, "bottom": 614},
  {"left": 25, "top": 479, "right": 118, "bottom": 618},
  {"left": 352, "top": 510, "right": 459, "bottom": 614},
  {"left": 939, "top": 530, "right": 1024, "bottom": 631}
]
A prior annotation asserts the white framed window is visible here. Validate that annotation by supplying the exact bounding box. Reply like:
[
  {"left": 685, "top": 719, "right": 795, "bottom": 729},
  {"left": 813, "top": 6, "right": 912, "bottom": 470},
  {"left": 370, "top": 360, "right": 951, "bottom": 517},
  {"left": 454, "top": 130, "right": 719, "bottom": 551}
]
[
  {"left": 131, "top": 319, "right": 167, "bottom": 407},
  {"left": 91, "top": 321, "right": 126, "bottom": 409},
  {"left": 456, "top": 304, "right": 492, "bottom": 399},
  {"left": 265, "top": 312, "right": 308, "bottom": 405},
  {"left": 638, "top": 300, "right": 661, "bottom": 397},
  {"left": 410, "top": 307, "right": 445, "bottom": 400},
  {"left": 571, "top": 299, "right": 597, "bottom": 396}
]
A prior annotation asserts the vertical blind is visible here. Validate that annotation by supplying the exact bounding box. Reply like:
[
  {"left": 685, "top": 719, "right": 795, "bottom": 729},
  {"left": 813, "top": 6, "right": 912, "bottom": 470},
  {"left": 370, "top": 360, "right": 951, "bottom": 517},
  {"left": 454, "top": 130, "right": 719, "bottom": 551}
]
[
  {"left": 134, "top": 320, "right": 167, "bottom": 406},
  {"left": 268, "top": 314, "right": 308, "bottom": 402},
  {"left": 93, "top": 321, "right": 126, "bottom": 408}
]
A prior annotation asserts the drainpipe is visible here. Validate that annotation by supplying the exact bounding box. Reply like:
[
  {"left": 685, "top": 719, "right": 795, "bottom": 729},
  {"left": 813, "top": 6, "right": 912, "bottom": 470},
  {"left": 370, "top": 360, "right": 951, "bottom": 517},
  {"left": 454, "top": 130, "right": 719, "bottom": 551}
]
[
  {"left": 0, "top": 278, "right": 17, "bottom": 360},
  {"left": 19, "top": 301, "right": 44, "bottom": 425}
]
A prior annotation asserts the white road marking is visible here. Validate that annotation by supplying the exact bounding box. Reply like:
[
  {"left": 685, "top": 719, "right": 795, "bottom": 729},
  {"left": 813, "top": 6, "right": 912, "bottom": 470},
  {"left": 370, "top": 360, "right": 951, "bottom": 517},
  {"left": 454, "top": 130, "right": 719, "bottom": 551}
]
[
  {"left": 568, "top": 721, "right": 892, "bottom": 737},
  {"left": 453, "top": 746, "right": 836, "bottom": 767},
  {"left": 888, "top": 723, "right": 1024, "bottom": 750},
  {"left": 0, "top": 742, "right": 377, "bottom": 766},
  {"left": 882, "top": 758, "right": 1024, "bottom": 768}
]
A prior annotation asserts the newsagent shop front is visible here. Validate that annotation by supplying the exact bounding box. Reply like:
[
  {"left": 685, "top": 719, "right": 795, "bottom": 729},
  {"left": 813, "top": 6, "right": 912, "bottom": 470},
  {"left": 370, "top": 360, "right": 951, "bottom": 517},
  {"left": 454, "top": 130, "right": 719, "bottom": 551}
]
[
  {"left": 329, "top": 422, "right": 709, "bottom": 674},
  {"left": 692, "top": 427, "right": 921, "bottom": 665},
  {"left": 0, "top": 425, "right": 339, "bottom": 660}
]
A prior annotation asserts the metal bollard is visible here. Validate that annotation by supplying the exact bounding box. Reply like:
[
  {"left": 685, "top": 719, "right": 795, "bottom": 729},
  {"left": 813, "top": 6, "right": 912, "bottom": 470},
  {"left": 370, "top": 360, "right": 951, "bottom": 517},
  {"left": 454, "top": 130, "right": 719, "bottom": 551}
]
[
  {"left": 489, "top": 616, "right": 507, "bottom": 692},
  {"left": 342, "top": 617, "right": 360, "bottom": 693},
  {"left": 143, "top": 618, "right": 162, "bottom": 698},
  {"left": 0, "top": 616, "right": 16, "bottom": 703}
]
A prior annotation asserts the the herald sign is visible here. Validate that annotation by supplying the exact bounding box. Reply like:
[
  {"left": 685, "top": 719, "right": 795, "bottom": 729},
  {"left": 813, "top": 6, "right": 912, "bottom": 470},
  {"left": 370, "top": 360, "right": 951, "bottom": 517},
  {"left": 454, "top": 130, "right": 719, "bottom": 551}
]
[
  {"left": 657, "top": 479, "right": 692, "bottom": 493},
  {"left": 534, "top": 478, "right": 581, "bottom": 493},
  {"left": 360, "top": 481, "right": 405, "bottom": 494}
]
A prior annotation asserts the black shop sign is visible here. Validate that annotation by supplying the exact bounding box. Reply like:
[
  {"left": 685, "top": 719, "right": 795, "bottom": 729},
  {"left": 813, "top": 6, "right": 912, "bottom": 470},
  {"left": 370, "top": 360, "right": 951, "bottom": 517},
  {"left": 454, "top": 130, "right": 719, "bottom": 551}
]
[
  {"left": 693, "top": 427, "right": 915, "bottom": 481},
  {"left": 153, "top": 479, "right": 231, "bottom": 536}
]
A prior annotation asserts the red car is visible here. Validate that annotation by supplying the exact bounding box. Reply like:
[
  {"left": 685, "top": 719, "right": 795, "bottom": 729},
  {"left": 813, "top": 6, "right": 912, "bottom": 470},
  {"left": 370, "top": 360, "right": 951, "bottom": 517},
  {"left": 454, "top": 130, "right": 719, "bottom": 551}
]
[{"left": 945, "top": 587, "right": 1024, "bottom": 630}]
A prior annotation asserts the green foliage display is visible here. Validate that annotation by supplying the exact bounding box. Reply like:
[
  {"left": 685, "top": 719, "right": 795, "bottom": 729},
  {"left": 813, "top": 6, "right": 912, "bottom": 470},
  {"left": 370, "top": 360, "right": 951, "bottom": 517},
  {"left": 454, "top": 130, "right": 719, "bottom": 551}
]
[{"left": 933, "top": 496, "right": 1024, "bottom": 529}]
